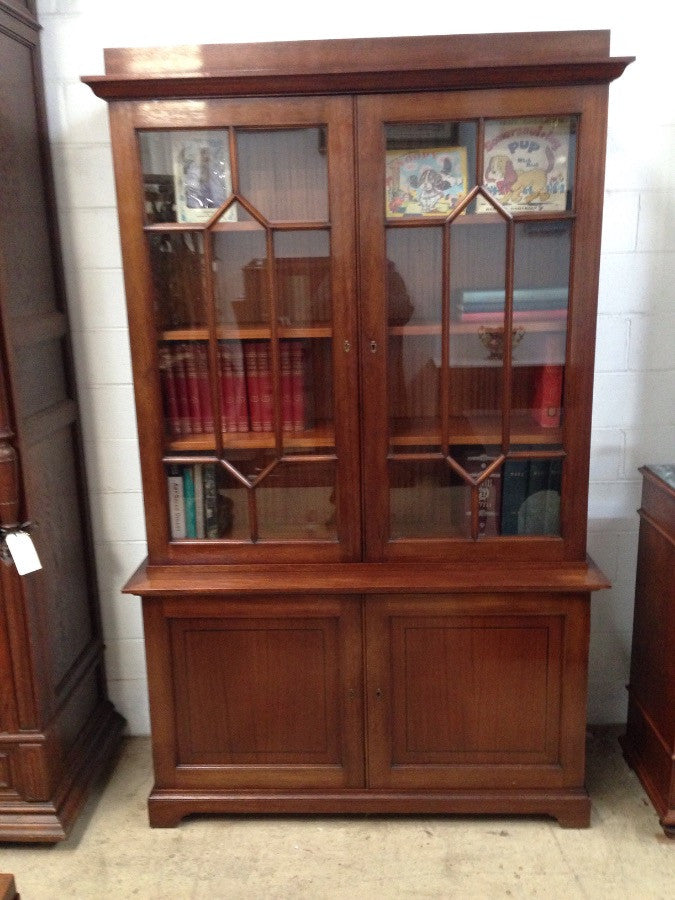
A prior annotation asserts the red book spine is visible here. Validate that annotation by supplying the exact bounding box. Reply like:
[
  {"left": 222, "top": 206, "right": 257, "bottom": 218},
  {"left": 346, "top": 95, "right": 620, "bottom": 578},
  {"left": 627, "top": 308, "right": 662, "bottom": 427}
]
[
  {"left": 195, "top": 343, "right": 213, "bottom": 433},
  {"left": 532, "top": 334, "right": 564, "bottom": 427},
  {"left": 217, "top": 342, "right": 232, "bottom": 433},
  {"left": 183, "top": 342, "right": 203, "bottom": 433},
  {"left": 159, "top": 344, "right": 181, "bottom": 437},
  {"left": 173, "top": 343, "right": 192, "bottom": 435},
  {"left": 230, "top": 342, "right": 250, "bottom": 432},
  {"left": 257, "top": 341, "right": 274, "bottom": 433},
  {"left": 244, "top": 341, "right": 262, "bottom": 432},
  {"left": 290, "top": 340, "right": 305, "bottom": 432},
  {"left": 280, "top": 340, "right": 293, "bottom": 432}
]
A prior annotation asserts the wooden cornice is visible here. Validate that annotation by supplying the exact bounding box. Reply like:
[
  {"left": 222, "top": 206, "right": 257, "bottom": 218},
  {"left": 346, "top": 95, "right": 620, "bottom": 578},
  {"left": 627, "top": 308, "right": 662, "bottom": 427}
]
[{"left": 82, "top": 32, "right": 634, "bottom": 101}]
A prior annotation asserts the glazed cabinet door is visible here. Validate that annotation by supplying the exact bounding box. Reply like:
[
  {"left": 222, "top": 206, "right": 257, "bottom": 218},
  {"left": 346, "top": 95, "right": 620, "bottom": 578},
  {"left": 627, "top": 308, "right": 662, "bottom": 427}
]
[
  {"left": 108, "top": 96, "right": 360, "bottom": 564},
  {"left": 357, "top": 86, "right": 609, "bottom": 563},
  {"left": 365, "top": 593, "right": 590, "bottom": 791},
  {"left": 144, "top": 594, "right": 365, "bottom": 791}
]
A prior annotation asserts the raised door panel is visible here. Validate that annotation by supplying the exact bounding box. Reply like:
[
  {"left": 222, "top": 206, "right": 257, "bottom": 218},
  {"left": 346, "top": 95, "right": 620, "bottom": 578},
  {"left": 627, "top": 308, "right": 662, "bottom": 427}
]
[
  {"left": 365, "top": 593, "right": 590, "bottom": 790},
  {"left": 145, "top": 594, "right": 364, "bottom": 789}
]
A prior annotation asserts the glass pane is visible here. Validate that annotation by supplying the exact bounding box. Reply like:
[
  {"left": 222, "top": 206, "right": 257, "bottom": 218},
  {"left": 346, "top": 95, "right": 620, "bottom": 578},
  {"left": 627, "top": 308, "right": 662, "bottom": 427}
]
[
  {"left": 386, "top": 228, "right": 441, "bottom": 326},
  {"left": 218, "top": 339, "right": 257, "bottom": 436},
  {"left": 389, "top": 459, "right": 468, "bottom": 539},
  {"left": 165, "top": 461, "right": 248, "bottom": 540},
  {"left": 480, "top": 116, "right": 576, "bottom": 213},
  {"left": 501, "top": 456, "right": 562, "bottom": 536},
  {"left": 282, "top": 339, "right": 334, "bottom": 451},
  {"left": 236, "top": 128, "right": 328, "bottom": 222},
  {"left": 449, "top": 221, "right": 507, "bottom": 443},
  {"left": 274, "top": 231, "right": 331, "bottom": 326},
  {"left": 213, "top": 219, "right": 267, "bottom": 327},
  {"left": 385, "top": 121, "right": 477, "bottom": 219},
  {"left": 159, "top": 340, "right": 213, "bottom": 442},
  {"left": 139, "top": 129, "right": 233, "bottom": 223},
  {"left": 256, "top": 460, "right": 338, "bottom": 541},
  {"left": 512, "top": 221, "right": 570, "bottom": 441},
  {"left": 149, "top": 232, "right": 205, "bottom": 329},
  {"left": 389, "top": 333, "right": 441, "bottom": 447}
]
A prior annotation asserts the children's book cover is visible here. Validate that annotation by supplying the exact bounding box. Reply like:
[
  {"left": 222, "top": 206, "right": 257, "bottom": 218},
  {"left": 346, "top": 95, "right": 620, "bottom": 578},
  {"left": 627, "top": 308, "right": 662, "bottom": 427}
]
[{"left": 386, "top": 146, "right": 468, "bottom": 218}]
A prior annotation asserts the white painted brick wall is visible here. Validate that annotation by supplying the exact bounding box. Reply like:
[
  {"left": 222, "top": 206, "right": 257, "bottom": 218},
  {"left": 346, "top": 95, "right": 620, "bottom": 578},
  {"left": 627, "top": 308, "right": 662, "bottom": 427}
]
[{"left": 34, "top": 1, "right": 674, "bottom": 730}]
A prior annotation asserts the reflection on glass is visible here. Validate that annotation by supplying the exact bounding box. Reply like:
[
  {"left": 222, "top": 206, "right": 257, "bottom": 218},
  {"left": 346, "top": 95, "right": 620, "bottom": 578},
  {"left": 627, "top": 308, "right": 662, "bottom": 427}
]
[
  {"left": 256, "top": 460, "right": 337, "bottom": 541},
  {"left": 384, "top": 121, "right": 477, "bottom": 219},
  {"left": 386, "top": 229, "right": 441, "bottom": 326},
  {"left": 149, "top": 232, "right": 205, "bottom": 329},
  {"left": 166, "top": 461, "right": 248, "bottom": 541},
  {"left": 389, "top": 459, "right": 468, "bottom": 539},
  {"left": 501, "top": 455, "right": 562, "bottom": 536},
  {"left": 388, "top": 334, "right": 441, "bottom": 446},
  {"left": 213, "top": 216, "right": 267, "bottom": 326},
  {"left": 479, "top": 116, "right": 576, "bottom": 213},
  {"left": 273, "top": 231, "right": 331, "bottom": 326},
  {"left": 159, "top": 340, "right": 213, "bottom": 440},
  {"left": 139, "top": 130, "right": 233, "bottom": 224},
  {"left": 236, "top": 128, "right": 328, "bottom": 222},
  {"left": 449, "top": 221, "right": 506, "bottom": 441}
]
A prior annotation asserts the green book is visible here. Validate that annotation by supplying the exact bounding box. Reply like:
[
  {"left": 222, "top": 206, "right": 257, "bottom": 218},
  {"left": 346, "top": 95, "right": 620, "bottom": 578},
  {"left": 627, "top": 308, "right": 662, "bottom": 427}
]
[
  {"left": 183, "top": 466, "right": 196, "bottom": 538},
  {"left": 501, "top": 459, "right": 529, "bottom": 535},
  {"left": 543, "top": 458, "right": 563, "bottom": 535}
]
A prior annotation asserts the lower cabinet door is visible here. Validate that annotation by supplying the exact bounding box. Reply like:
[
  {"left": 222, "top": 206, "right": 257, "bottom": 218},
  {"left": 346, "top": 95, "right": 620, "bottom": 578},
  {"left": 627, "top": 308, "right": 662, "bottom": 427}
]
[
  {"left": 365, "top": 593, "right": 590, "bottom": 791},
  {"left": 144, "top": 594, "right": 365, "bottom": 790}
]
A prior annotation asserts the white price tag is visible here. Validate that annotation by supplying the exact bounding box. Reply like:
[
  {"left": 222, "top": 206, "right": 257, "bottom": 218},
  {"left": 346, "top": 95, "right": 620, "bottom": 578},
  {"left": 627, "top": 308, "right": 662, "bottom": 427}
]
[{"left": 5, "top": 531, "right": 42, "bottom": 575}]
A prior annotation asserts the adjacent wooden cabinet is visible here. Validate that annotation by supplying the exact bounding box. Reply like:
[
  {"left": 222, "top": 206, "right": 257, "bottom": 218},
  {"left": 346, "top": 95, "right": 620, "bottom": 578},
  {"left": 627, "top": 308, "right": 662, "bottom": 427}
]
[
  {"left": 0, "top": 0, "right": 123, "bottom": 841},
  {"left": 621, "top": 465, "right": 675, "bottom": 836},
  {"left": 83, "top": 31, "right": 632, "bottom": 828}
]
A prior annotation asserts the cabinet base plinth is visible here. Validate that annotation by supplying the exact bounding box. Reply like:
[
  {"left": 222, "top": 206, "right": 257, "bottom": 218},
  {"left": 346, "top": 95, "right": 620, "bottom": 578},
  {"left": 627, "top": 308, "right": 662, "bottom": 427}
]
[{"left": 147, "top": 787, "right": 590, "bottom": 829}]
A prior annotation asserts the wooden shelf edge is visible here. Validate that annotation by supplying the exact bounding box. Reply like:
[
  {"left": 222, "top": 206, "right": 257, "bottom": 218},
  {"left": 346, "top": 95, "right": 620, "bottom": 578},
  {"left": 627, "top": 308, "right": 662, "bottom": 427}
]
[{"left": 123, "top": 556, "right": 609, "bottom": 596}]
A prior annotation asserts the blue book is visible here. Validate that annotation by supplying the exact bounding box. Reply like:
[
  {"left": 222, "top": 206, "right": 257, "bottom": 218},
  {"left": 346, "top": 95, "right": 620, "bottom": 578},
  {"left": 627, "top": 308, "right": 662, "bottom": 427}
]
[{"left": 183, "top": 466, "right": 197, "bottom": 538}]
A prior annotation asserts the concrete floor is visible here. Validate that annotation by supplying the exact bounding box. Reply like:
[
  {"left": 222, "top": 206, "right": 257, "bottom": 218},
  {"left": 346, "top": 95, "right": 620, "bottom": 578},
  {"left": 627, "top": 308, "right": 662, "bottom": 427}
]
[{"left": 1, "top": 727, "right": 672, "bottom": 898}]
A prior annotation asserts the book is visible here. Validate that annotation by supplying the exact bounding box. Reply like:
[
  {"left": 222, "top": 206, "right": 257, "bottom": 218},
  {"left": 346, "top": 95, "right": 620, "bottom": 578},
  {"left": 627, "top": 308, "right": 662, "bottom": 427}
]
[
  {"left": 517, "top": 458, "right": 550, "bottom": 535},
  {"left": 478, "top": 117, "right": 572, "bottom": 213},
  {"left": 195, "top": 343, "right": 214, "bottom": 433},
  {"left": 244, "top": 341, "right": 263, "bottom": 432},
  {"left": 203, "top": 463, "right": 219, "bottom": 538},
  {"left": 230, "top": 342, "right": 250, "bottom": 432},
  {"left": 159, "top": 344, "right": 181, "bottom": 437},
  {"left": 167, "top": 465, "right": 186, "bottom": 540},
  {"left": 290, "top": 341, "right": 305, "bottom": 432},
  {"left": 543, "top": 458, "right": 562, "bottom": 535},
  {"left": 280, "top": 340, "right": 294, "bottom": 432},
  {"left": 172, "top": 131, "right": 235, "bottom": 223},
  {"left": 183, "top": 466, "right": 196, "bottom": 538},
  {"left": 256, "top": 341, "right": 274, "bottom": 432},
  {"left": 532, "top": 334, "right": 564, "bottom": 428},
  {"left": 173, "top": 345, "right": 192, "bottom": 435},
  {"left": 459, "top": 287, "right": 568, "bottom": 314},
  {"left": 386, "top": 146, "right": 468, "bottom": 218},
  {"left": 193, "top": 464, "right": 205, "bottom": 539},
  {"left": 218, "top": 342, "right": 236, "bottom": 433},
  {"left": 183, "top": 342, "right": 203, "bottom": 433},
  {"left": 460, "top": 450, "right": 501, "bottom": 537},
  {"left": 500, "top": 459, "right": 529, "bottom": 535}
]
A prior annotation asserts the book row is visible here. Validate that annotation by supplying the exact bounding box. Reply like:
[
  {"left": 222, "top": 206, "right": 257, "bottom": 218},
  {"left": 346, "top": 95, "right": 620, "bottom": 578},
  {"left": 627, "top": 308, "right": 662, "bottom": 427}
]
[
  {"left": 159, "top": 339, "right": 306, "bottom": 438},
  {"left": 471, "top": 455, "right": 563, "bottom": 537},
  {"left": 167, "top": 463, "right": 234, "bottom": 540}
]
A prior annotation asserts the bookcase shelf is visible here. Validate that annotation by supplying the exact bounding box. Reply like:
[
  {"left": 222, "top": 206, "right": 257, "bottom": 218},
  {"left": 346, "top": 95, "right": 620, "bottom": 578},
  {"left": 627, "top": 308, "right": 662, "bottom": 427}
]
[
  {"left": 389, "top": 415, "right": 563, "bottom": 447},
  {"left": 85, "top": 30, "right": 630, "bottom": 830}
]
